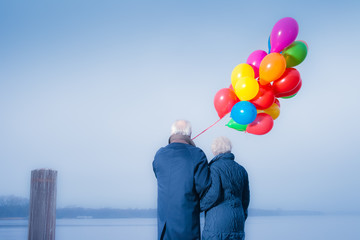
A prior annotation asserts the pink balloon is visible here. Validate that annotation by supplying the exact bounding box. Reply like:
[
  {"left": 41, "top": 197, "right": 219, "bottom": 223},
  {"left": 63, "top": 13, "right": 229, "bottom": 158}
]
[
  {"left": 270, "top": 17, "right": 299, "bottom": 53},
  {"left": 246, "top": 50, "right": 267, "bottom": 78},
  {"left": 246, "top": 113, "right": 274, "bottom": 135}
]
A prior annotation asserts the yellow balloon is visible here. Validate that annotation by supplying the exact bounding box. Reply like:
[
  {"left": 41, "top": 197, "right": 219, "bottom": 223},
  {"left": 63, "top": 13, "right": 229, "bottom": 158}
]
[
  {"left": 258, "top": 103, "right": 280, "bottom": 120},
  {"left": 231, "top": 63, "right": 255, "bottom": 88},
  {"left": 234, "top": 76, "right": 259, "bottom": 101}
]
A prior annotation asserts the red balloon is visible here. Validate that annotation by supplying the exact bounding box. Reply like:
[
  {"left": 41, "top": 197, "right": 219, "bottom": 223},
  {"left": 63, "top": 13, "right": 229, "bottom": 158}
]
[
  {"left": 274, "top": 98, "right": 280, "bottom": 107},
  {"left": 272, "top": 68, "right": 301, "bottom": 96},
  {"left": 214, "top": 88, "right": 239, "bottom": 118},
  {"left": 229, "top": 84, "right": 234, "bottom": 91},
  {"left": 250, "top": 85, "right": 275, "bottom": 110},
  {"left": 246, "top": 113, "right": 274, "bottom": 135},
  {"left": 276, "top": 78, "right": 302, "bottom": 97}
]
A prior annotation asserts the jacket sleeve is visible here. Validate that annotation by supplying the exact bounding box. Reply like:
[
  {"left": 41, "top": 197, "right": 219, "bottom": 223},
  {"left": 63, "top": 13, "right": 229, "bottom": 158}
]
[
  {"left": 200, "top": 168, "right": 222, "bottom": 212},
  {"left": 152, "top": 160, "right": 157, "bottom": 178},
  {"left": 193, "top": 149, "right": 211, "bottom": 199},
  {"left": 152, "top": 150, "right": 158, "bottom": 179},
  {"left": 242, "top": 170, "right": 250, "bottom": 220}
]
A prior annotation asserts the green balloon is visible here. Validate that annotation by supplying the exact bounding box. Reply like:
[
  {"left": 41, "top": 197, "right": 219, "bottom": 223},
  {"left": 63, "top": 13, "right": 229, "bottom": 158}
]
[
  {"left": 281, "top": 93, "right": 297, "bottom": 99},
  {"left": 282, "top": 41, "right": 308, "bottom": 68},
  {"left": 226, "top": 119, "right": 248, "bottom": 131}
]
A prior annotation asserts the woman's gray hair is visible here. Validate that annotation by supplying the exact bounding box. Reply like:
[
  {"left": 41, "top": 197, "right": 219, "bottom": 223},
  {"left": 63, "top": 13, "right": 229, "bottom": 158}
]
[
  {"left": 211, "top": 136, "right": 232, "bottom": 156},
  {"left": 171, "top": 120, "right": 192, "bottom": 136}
]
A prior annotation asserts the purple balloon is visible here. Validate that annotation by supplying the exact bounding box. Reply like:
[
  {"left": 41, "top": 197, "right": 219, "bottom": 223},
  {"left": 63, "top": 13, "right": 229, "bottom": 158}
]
[
  {"left": 246, "top": 50, "right": 268, "bottom": 78},
  {"left": 270, "top": 17, "right": 299, "bottom": 53}
]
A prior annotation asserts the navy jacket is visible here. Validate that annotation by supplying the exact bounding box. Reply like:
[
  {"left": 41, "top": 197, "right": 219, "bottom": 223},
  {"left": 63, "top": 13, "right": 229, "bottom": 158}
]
[
  {"left": 153, "top": 142, "right": 211, "bottom": 240},
  {"left": 200, "top": 152, "right": 250, "bottom": 240}
]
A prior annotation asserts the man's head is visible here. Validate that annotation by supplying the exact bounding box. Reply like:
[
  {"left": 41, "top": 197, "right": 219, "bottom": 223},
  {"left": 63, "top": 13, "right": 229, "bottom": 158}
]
[
  {"left": 171, "top": 120, "right": 192, "bottom": 137},
  {"left": 211, "top": 136, "right": 232, "bottom": 156}
]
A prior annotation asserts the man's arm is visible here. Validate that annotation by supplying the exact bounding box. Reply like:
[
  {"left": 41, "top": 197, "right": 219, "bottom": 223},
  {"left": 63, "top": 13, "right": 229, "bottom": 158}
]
[
  {"left": 193, "top": 149, "right": 211, "bottom": 199},
  {"left": 200, "top": 168, "right": 222, "bottom": 212}
]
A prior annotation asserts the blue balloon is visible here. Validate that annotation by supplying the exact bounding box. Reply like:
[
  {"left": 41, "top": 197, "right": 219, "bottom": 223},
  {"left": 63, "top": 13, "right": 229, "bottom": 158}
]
[
  {"left": 268, "top": 36, "right": 271, "bottom": 53},
  {"left": 230, "top": 101, "right": 257, "bottom": 125}
]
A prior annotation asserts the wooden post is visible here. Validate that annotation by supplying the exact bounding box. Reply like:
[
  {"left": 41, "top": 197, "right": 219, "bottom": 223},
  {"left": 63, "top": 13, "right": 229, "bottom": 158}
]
[{"left": 28, "top": 169, "right": 57, "bottom": 240}]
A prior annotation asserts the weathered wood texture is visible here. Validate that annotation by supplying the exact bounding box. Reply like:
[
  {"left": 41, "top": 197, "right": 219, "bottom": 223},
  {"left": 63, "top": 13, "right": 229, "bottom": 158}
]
[{"left": 28, "top": 169, "right": 57, "bottom": 240}]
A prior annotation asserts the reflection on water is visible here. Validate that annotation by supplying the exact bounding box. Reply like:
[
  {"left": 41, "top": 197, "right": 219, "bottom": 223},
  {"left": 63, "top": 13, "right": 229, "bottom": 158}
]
[{"left": 1, "top": 216, "right": 360, "bottom": 240}]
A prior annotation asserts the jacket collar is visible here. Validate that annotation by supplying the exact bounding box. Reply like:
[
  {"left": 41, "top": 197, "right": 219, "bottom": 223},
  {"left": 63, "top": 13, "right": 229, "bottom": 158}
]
[
  {"left": 209, "top": 152, "right": 234, "bottom": 166},
  {"left": 168, "top": 134, "right": 196, "bottom": 147}
]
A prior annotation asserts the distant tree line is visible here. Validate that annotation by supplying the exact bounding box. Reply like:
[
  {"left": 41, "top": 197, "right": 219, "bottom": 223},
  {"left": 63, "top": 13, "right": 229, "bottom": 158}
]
[
  {"left": 248, "top": 208, "right": 322, "bottom": 216},
  {"left": 0, "top": 195, "right": 29, "bottom": 218},
  {"left": 0, "top": 195, "right": 323, "bottom": 219},
  {"left": 0, "top": 196, "right": 158, "bottom": 219},
  {"left": 57, "top": 207, "right": 157, "bottom": 218}
]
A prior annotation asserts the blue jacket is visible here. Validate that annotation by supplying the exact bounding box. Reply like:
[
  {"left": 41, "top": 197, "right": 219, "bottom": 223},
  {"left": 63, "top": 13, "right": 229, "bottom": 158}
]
[
  {"left": 200, "top": 152, "right": 250, "bottom": 240},
  {"left": 153, "top": 142, "right": 211, "bottom": 240}
]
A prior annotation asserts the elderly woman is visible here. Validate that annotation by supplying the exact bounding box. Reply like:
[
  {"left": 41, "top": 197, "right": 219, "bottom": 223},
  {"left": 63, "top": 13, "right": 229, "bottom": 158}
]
[{"left": 200, "top": 136, "right": 250, "bottom": 240}]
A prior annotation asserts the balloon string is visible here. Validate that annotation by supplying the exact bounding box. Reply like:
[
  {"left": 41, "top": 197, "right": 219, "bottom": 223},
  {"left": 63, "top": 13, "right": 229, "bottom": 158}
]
[{"left": 192, "top": 114, "right": 227, "bottom": 140}]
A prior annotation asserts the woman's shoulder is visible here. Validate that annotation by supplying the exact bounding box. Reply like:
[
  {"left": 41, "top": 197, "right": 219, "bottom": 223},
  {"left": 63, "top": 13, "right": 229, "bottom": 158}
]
[
  {"left": 232, "top": 161, "right": 248, "bottom": 175},
  {"left": 211, "top": 158, "right": 248, "bottom": 175}
]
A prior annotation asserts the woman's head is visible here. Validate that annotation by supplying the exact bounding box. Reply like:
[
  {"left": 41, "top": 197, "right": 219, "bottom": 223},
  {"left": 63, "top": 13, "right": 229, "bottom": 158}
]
[{"left": 211, "top": 136, "right": 232, "bottom": 156}]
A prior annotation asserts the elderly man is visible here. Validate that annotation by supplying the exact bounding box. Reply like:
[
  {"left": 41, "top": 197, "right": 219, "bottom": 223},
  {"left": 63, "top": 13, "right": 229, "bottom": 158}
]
[{"left": 153, "top": 120, "right": 211, "bottom": 240}]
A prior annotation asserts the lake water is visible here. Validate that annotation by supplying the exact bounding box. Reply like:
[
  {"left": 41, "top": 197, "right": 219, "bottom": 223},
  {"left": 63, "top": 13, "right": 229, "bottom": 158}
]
[{"left": 1, "top": 215, "right": 360, "bottom": 240}]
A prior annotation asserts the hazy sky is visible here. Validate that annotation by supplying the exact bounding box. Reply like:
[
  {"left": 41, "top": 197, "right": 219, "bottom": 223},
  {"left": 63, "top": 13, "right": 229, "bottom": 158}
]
[{"left": 1, "top": 0, "right": 359, "bottom": 212}]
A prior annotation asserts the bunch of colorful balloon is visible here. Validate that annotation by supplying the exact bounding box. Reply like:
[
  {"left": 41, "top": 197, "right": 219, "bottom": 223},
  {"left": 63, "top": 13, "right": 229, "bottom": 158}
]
[{"left": 214, "top": 17, "right": 307, "bottom": 135}]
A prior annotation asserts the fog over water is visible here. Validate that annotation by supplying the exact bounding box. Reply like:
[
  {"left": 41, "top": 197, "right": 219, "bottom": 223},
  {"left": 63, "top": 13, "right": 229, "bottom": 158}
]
[
  {"left": 1, "top": 0, "right": 359, "bottom": 212},
  {"left": 1, "top": 216, "right": 360, "bottom": 240}
]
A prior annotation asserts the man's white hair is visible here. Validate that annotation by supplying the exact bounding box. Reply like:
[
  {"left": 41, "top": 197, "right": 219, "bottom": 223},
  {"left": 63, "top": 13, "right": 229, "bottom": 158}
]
[
  {"left": 171, "top": 120, "right": 192, "bottom": 136},
  {"left": 211, "top": 136, "right": 232, "bottom": 156}
]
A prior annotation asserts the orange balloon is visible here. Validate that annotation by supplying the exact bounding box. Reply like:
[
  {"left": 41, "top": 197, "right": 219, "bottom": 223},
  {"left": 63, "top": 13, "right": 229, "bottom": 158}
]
[
  {"left": 259, "top": 53, "right": 286, "bottom": 84},
  {"left": 257, "top": 103, "right": 280, "bottom": 120},
  {"left": 259, "top": 78, "right": 269, "bottom": 86}
]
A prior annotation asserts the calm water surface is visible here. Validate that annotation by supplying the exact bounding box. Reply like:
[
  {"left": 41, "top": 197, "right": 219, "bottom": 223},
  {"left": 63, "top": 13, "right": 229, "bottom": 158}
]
[{"left": 1, "top": 215, "right": 359, "bottom": 240}]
